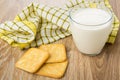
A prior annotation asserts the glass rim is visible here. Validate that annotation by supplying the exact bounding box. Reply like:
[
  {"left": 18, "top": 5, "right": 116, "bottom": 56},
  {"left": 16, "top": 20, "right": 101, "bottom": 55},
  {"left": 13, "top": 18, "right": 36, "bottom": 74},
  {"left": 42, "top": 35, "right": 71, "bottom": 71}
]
[{"left": 69, "top": 7, "right": 113, "bottom": 26}]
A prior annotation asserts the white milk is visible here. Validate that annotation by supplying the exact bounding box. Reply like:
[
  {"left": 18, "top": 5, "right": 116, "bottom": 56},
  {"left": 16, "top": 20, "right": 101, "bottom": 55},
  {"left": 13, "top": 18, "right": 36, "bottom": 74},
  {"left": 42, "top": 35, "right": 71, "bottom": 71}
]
[{"left": 70, "top": 8, "right": 112, "bottom": 55}]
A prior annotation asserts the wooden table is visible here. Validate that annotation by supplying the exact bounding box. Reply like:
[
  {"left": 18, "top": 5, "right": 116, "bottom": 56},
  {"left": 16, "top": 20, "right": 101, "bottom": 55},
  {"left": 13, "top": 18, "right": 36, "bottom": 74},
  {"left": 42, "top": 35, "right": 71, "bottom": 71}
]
[{"left": 0, "top": 0, "right": 120, "bottom": 80}]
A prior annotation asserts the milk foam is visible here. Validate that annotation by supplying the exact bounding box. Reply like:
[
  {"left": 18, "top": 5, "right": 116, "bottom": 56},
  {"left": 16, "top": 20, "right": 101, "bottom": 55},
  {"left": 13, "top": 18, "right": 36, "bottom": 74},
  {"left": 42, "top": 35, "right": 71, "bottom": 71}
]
[{"left": 72, "top": 8, "right": 111, "bottom": 26}]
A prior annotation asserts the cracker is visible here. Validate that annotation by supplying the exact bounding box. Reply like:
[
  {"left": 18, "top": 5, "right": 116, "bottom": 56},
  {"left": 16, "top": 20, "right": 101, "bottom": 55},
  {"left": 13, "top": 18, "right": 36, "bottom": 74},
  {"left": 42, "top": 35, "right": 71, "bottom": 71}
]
[
  {"left": 39, "top": 44, "right": 67, "bottom": 63},
  {"left": 15, "top": 48, "right": 49, "bottom": 73},
  {"left": 36, "top": 60, "right": 68, "bottom": 78}
]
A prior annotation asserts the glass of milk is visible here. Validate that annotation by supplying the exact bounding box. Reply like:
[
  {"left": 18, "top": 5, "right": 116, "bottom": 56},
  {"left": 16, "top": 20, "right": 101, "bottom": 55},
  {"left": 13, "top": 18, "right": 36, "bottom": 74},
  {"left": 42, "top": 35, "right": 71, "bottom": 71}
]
[{"left": 69, "top": 7, "right": 113, "bottom": 56}]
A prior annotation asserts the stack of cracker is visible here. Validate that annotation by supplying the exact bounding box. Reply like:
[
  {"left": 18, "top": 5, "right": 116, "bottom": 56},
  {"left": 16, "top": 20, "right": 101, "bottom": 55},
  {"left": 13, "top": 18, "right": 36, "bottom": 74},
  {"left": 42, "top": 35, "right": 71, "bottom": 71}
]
[{"left": 15, "top": 44, "right": 68, "bottom": 78}]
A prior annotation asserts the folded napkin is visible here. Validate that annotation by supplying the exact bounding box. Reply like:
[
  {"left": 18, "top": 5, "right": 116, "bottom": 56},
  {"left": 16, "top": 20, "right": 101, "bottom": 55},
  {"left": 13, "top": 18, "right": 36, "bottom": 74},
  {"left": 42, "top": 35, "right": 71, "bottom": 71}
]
[{"left": 0, "top": 0, "right": 119, "bottom": 49}]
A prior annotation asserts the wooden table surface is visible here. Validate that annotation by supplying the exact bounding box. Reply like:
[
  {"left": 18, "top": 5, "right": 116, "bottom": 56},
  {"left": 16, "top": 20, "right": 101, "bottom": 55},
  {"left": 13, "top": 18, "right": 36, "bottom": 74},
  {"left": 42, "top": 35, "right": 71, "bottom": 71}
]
[{"left": 0, "top": 0, "right": 120, "bottom": 80}]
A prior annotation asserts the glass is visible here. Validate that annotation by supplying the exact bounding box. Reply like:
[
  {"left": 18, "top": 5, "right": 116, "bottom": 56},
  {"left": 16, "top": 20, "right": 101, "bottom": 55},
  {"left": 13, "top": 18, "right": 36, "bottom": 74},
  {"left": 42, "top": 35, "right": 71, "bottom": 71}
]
[{"left": 69, "top": 7, "right": 113, "bottom": 56}]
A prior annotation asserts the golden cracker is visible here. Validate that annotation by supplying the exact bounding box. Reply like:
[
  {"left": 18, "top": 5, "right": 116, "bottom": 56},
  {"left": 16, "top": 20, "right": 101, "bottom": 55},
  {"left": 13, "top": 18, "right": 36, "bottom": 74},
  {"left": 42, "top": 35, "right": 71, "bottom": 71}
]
[
  {"left": 36, "top": 60, "right": 68, "bottom": 78},
  {"left": 39, "top": 44, "right": 67, "bottom": 63},
  {"left": 15, "top": 48, "right": 49, "bottom": 73}
]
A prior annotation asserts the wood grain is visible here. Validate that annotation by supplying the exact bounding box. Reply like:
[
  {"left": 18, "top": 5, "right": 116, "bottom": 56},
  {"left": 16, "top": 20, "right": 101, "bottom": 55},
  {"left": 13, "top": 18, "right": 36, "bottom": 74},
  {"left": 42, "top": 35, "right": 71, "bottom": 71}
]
[{"left": 0, "top": 0, "right": 120, "bottom": 80}]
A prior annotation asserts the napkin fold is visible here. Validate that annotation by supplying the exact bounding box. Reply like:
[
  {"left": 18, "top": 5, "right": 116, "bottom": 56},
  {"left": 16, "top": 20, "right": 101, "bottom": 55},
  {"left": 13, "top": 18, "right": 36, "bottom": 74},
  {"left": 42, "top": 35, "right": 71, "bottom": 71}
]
[{"left": 0, "top": 0, "right": 119, "bottom": 49}]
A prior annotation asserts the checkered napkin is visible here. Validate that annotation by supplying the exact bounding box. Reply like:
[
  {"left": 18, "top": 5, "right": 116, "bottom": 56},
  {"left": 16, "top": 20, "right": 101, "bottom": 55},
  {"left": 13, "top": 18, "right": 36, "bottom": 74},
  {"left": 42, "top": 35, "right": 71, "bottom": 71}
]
[{"left": 0, "top": 0, "right": 119, "bottom": 49}]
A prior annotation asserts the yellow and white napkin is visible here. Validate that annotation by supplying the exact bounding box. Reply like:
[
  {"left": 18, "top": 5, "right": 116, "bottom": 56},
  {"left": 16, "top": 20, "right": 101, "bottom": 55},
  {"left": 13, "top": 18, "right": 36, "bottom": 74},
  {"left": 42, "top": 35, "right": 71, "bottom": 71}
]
[{"left": 0, "top": 0, "right": 119, "bottom": 49}]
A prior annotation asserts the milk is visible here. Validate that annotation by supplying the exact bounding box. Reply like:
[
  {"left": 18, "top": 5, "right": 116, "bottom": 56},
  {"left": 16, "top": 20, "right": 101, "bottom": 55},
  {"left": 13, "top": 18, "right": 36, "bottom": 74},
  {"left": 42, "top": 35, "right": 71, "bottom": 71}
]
[{"left": 70, "top": 8, "right": 112, "bottom": 55}]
